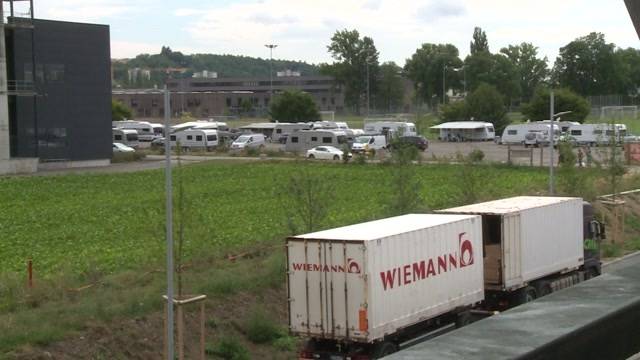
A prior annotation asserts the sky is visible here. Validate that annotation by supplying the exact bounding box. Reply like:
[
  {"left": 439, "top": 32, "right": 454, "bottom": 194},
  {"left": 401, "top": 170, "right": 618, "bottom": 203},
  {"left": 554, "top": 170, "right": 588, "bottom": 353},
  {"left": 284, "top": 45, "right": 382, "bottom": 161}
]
[{"left": 24, "top": 0, "right": 640, "bottom": 67}]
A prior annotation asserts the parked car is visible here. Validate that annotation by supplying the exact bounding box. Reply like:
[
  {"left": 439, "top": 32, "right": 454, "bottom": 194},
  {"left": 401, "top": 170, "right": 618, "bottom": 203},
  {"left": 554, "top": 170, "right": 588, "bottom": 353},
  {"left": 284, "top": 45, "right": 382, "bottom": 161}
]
[
  {"left": 306, "top": 146, "right": 351, "bottom": 160},
  {"left": 150, "top": 137, "right": 165, "bottom": 149},
  {"left": 624, "top": 134, "right": 640, "bottom": 143},
  {"left": 351, "top": 135, "right": 387, "bottom": 153},
  {"left": 113, "top": 142, "right": 135, "bottom": 153},
  {"left": 393, "top": 135, "right": 429, "bottom": 151}
]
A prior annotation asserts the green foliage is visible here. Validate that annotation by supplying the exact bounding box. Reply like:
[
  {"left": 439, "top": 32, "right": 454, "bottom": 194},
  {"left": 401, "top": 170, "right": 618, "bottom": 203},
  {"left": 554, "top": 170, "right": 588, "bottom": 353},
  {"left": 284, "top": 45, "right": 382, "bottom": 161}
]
[
  {"left": 111, "top": 100, "right": 133, "bottom": 121},
  {"left": 377, "top": 62, "right": 405, "bottom": 112},
  {"left": 522, "top": 87, "right": 590, "bottom": 123},
  {"left": 272, "top": 336, "right": 297, "bottom": 352},
  {"left": 468, "top": 149, "right": 485, "bottom": 163},
  {"left": 206, "top": 337, "right": 250, "bottom": 360},
  {"left": 553, "top": 32, "right": 630, "bottom": 96},
  {"left": 470, "top": 26, "right": 489, "bottom": 54},
  {"left": 111, "top": 152, "right": 146, "bottom": 163},
  {"left": 465, "top": 83, "right": 509, "bottom": 133},
  {"left": 269, "top": 90, "right": 320, "bottom": 122},
  {"left": 278, "top": 167, "right": 335, "bottom": 234},
  {"left": 455, "top": 151, "right": 486, "bottom": 203},
  {"left": 321, "top": 29, "right": 379, "bottom": 113},
  {"left": 244, "top": 306, "right": 285, "bottom": 344},
  {"left": 464, "top": 52, "right": 521, "bottom": 104},
  {"left": 0, "top": 162, "right": 557, "bottom": 275},
  {"left": 440, "top": 101, "right": 468, "bottom": 122},
  {"left": 500, "top": 43, "right": 550, "bottom": 101},
  {"left": 386, "top": 140, "right": 426, "bottom": 215},
  {"left": 112, "top": 47, "right": 318, "bottom": 89},
  {"left": 405, "top": 43, "right": 463, "bottom": 103}
]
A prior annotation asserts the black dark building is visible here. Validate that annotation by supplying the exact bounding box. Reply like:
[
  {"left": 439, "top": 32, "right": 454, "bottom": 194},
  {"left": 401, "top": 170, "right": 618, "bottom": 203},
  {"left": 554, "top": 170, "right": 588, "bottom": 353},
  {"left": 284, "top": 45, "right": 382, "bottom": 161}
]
[{"left": 6, "top": 18, "right": 111, "bottom": 162}]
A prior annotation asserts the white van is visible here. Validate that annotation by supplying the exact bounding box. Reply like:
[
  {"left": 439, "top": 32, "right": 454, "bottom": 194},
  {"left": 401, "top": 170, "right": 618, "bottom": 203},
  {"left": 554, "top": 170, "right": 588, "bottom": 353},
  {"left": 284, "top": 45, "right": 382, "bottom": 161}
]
[
  {"left": 112, "top": 128, "right": 139, "bottom": 148},
  {"left": 501, "top": 123, "right": 559, "bottom": 145},
  {"left": 364, "top": 121, "right": 417, "bottom": 137},
  {"left": 351, "top": 135, "right": 387, "bottom": 153},
  {"left": 169, "top": 129, "right": 219, "bottom": 151},
  {"left": 231, "top": 133, "right": 266, "bottom": 150},
  {"left": 567, "top": 123, "right": 621, "bottom": 145}
]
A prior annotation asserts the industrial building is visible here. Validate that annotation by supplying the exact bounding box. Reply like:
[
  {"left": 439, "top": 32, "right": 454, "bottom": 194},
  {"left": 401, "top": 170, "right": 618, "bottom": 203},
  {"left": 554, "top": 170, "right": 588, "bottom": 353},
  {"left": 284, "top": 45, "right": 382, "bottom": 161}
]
[
  {"left": 0, "top": 0, "right": 112, "bottom": 174},
  {"left": 112, "top": 75, "right": 345, "bottom": 119}
]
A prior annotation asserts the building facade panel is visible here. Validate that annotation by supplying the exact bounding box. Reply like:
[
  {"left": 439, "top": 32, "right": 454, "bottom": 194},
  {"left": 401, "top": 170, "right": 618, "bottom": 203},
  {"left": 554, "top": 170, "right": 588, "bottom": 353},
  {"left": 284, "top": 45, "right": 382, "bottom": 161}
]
[{"left": 7, "top": 19, "right": 111, "bottom": 162}]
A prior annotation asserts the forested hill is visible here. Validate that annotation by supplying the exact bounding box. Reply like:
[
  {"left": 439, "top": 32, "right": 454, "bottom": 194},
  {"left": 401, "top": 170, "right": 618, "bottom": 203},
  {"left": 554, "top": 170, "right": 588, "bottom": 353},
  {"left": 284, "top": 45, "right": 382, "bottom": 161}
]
[{"left": 112, "top": 46, "right": 320, "bottom": 89}]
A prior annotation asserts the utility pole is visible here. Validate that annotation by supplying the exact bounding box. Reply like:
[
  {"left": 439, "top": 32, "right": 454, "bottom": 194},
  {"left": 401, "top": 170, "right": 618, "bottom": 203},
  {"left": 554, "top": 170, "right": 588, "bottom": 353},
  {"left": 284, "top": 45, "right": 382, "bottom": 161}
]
[
  {"left": 366, "top": 59, "right": 370, "bottom": 116},
  {"left": 549, "top": 90, "right": 555, "bottom": 195},
  {"left": 265, "top": 44, "right": 277, "bottom": 97},
  {"left": 163, "top": 86, "right": 174, "bottom": 360}
]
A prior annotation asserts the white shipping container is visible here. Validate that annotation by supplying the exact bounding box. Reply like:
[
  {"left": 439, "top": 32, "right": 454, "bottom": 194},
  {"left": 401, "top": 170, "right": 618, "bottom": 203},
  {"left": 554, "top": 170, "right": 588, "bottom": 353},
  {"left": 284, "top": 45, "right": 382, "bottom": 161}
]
[
  {"left": 287, "top": 214, "right": 484, "bottom": 343},
  {"left": 439, "top": 196, "right": 584, "bottom": 290}
]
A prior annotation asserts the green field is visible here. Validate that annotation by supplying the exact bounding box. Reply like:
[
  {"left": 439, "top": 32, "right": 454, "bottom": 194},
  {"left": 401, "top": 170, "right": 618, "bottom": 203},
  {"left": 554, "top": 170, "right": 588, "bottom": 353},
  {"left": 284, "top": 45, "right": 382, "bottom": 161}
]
[{"left": 0, "top": 161, "right": 551, "bottom": 276}]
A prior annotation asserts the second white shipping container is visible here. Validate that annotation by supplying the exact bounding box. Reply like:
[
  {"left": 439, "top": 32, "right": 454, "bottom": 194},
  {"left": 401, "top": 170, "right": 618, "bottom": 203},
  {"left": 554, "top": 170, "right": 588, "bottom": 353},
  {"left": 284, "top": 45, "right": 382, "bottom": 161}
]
[{"left": 286, "top": 214, "right": 484, "bottom": 343}]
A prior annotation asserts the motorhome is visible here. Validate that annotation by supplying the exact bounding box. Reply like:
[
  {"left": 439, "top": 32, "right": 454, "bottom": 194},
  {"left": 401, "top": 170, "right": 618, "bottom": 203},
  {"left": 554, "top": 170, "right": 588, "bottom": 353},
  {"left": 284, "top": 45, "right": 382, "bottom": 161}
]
[
  {"left": 191, "top": 121, "right": 229, "bottom": 131},
  {"left": 534, "top": 120, "right": 580, "bottom": 133},
  {"left": 272, "top": 123, "right": 311, "bottom": 142},
  {"left": 566, "top": 123, "right": 626, "bottom": 145},
  {"left": 169, "top": 129, "right": 219, "bottom": 150},
  {"left": 500, "top": 123, "right": 559, "bottom": 145},
  {"left": 284, "top": 130, "right": 349, "bottom": 152},
  {"left": 364, "top": 121, "right": 417, "bottom": 137},
  {"left": 112, "top": 128, "right": 139, "bottom": 148},
  {"left": 171, "top": 121, "right": 227, "bottom": 133},
  {"left": 430, "top": 121, "right": 495, "bottom": 142},
  {"left": 311, "top": 121, "right": 350, "bottom": 130},
  {"left": 112, "top": 120, "right": 160, "bottom": 141}
]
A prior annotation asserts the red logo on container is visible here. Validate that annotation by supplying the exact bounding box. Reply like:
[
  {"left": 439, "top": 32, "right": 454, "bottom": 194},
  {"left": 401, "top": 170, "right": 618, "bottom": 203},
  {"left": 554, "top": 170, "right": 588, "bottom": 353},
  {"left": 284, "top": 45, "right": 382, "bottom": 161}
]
[
  {"left": 459, "top": 232, "right": 474, "bottom": 267},
  {"left": 347, "top": 258, "right": 361, "bottom": 274}
]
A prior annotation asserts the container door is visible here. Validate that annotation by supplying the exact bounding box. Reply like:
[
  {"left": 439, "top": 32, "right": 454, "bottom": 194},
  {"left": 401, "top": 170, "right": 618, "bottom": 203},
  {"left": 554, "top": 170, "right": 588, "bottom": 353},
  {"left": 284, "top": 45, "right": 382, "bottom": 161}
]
[
  {"left": 287, "top": 240, "right": 367, "bottom": 340},
  {"left": 483, "top": 215, "right": 503, "bottom": 285},
  {"left": 502, "top": 213, "right": 522, "bottom": 287}
]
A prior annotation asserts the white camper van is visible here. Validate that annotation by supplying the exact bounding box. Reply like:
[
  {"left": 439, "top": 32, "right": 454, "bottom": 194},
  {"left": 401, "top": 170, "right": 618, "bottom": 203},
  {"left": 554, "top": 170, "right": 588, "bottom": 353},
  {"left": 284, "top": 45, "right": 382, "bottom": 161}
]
[
  {"left": 112, "top": 128, "right": 139, "bottom": 148},
  {"left": 364, "top": 121, "right": 417, "bottom": 137},
  {"left": 501, "top": 123, "right": 559, "bottom": 145},
  {"left": 112, "top": 120, "right": 160, "bottom": 141},
  {"left": 285, "top": 130, "right": 349, "bottom": 152},
  {"left": 273, "top": 123, "right": 311, "bottom": 142},
  {"left": 566, "top": 123, "right": 624, "bottom": 145},
  {"left": 169, "top": 129, "right": 219, "bottom": 151}
]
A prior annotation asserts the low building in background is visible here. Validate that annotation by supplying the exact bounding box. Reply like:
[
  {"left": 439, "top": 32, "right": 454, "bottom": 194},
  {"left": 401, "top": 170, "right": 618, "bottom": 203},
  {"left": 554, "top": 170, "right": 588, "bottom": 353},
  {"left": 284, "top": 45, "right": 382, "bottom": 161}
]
[{"left": 112, "top": 75, "right": 344, "bottom": 120}]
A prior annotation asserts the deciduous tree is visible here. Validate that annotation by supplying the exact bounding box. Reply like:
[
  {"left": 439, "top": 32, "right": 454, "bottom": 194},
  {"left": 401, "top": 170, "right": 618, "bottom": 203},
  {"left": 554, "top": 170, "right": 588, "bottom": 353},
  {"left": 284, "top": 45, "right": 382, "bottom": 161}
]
[
  {"left": 500, "top": 43, "right": 549, "bottom": 101},
  {"left": 404, "top": 43, "right": 463, "bottom": 104},
  {"left": 269, "top": 90, "right": 320, "bottom": 122},
  {"left": 522, "top": 87, "right": 590, "bottom": 123}
]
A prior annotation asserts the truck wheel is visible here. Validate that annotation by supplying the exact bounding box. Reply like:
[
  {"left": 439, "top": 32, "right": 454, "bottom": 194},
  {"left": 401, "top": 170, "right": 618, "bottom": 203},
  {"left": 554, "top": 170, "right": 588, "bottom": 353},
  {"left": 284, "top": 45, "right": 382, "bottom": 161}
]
[
  {"left": 534, "top": 281, "right": 552, "bottom": 297},
  {"left": 520, "top": 286, "right": 537, "bottom": 304},
  {"left": 455, "top": 310, "right": 473, "bottom": 328},
  {"left": 371, "top": 341, "right": 397, "bottom": 358},
  {"left": 585, "top": 266, "right": 600, "bottom": 280}
]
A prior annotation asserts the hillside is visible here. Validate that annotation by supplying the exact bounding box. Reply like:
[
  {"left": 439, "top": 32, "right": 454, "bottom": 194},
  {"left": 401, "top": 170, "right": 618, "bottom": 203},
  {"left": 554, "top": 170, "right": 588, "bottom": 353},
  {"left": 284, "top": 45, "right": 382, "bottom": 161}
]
[{"left": 112, "top": 46, "right": 320, "bottom": 89}]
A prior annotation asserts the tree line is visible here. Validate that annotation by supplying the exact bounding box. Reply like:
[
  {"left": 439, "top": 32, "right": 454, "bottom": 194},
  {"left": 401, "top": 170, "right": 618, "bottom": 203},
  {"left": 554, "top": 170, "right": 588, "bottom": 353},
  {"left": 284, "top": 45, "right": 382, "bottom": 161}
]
[{"left": 321, "top": 27, "right": 640, "bottom": 129}]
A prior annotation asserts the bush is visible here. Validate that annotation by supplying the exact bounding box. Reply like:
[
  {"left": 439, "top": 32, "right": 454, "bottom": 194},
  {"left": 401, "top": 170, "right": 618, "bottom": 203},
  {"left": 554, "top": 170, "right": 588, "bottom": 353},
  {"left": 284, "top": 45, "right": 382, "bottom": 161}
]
[
  {"left": 269, "top": 90, "right": 320, "bottom": 122},
  {"left": 468, "top": 149, "right": 485, "bottom": 163},
  {"left": 522, "top": 87, "right": 590, "bottom": 123},
  {"left": 206, "top": 337, "right": 250, "bottom": 360},
  {"left": 272, "top": 336, "right": 297, "bottom": 351},
  {"left": 440, "top": 101, "right": 467, "bottom": 122},
  {"left": 465, "top": 83, "right": 509, "bottom": 134},
  {"left": 244, "top": 306, "right": 284, "bottom": 344},
  {"left": 245, "top": 147, "right": 260, "bottom": 157},
  {"left": 111, "top": 152, "right": 146, "bottom": 163}
]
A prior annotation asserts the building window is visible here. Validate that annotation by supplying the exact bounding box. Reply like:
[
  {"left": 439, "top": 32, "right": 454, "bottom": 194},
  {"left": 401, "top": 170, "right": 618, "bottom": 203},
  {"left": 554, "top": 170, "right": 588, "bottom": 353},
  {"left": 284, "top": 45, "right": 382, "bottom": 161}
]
[
  {"left": 131, "top": 99, "right": 138, "bottom": 107},
  {"left": 226, "top": 98, "right": 232, "bottom": 107},
  {"left": 276, "top": 129, "right": 282, "bottom": 134},
  {"left": 330, "top": 98, "right": 335, "bottom": 105},
  {"left": 170, "top": 135, "right": 177, "bottom": 141},
  {"left": 571, "top": 130, "right": 582, "bottom": 136},
  {"left": 322, "top": 137, "right": 332, "bottom": 143},
  {"left": 196, "top": 135, "right": 203, "bottom": 141},
  {"left": 45, "top": 64, "right": 65, "bottom": 82},
  {"left": 114, "top": 134, "right": 123, "bottom": 141},
  {"left": 311, "top": 137, "right": 318, "bottom": 141},
  {"left": 507, "top": 130, "right": 517, "bottom": 135},
  {"left": 291, "top": 136, "right": 299, "bottom": 143},
  {"left": 322, "top": 97, "right": 327, "bottom": 105},
  {"left": 152, "top": 99, "right": 159, "bottom": 107}
]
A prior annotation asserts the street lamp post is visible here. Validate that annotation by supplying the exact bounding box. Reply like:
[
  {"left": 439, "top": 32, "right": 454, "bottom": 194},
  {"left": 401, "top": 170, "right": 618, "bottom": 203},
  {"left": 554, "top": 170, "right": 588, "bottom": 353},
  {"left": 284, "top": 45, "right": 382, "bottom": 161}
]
[
  {"left": 265, "top": 44, "right": 277, "bottom": 97},
  {"left": 442, "top": 65, "right": 446, "bottom": 105}
]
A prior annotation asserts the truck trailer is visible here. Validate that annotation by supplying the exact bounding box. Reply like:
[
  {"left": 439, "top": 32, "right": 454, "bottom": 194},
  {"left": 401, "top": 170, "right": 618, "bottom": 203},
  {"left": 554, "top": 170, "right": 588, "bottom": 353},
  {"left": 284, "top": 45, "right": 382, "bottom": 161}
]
[{"left": 289, "top": 196, "right": 604, "bottom": 359}]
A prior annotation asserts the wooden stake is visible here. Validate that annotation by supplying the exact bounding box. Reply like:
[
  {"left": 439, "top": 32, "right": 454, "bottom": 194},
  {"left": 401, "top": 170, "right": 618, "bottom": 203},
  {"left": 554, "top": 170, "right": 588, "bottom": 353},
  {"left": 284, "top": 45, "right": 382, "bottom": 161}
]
[
  {"left": 177, "top": 304, "right": 184, "bottom": 360},
  {"left": 200, "top": 301, "right": 205, "bottom": 360}
]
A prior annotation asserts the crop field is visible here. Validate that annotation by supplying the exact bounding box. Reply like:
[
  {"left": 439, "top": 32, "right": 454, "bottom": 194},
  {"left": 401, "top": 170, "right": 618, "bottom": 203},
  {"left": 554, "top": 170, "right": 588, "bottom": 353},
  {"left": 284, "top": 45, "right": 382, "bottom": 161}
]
[{"left": 0, "top": 161, "right": 552, "bottom": 276}]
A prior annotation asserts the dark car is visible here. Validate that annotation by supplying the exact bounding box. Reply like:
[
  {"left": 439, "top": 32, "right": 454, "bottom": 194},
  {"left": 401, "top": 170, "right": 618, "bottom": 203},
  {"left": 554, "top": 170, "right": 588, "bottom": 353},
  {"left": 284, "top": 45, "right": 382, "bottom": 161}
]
[{"left": 393, "top": 135, "right": 429, "bottom": 151}]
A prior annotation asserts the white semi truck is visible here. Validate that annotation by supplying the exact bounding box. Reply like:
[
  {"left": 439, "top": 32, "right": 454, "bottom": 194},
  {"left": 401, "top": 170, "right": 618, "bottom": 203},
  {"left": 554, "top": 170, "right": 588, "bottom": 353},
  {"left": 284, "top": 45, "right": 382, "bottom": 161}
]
[{"left": 288, "top": 196, "right": 604, "bottom": 359}]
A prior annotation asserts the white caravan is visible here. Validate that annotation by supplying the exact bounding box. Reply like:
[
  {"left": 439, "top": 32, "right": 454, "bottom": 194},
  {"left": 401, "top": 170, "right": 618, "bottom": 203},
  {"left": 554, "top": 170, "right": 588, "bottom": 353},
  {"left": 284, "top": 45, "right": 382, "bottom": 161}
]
[
  {"left": 169, "top": 129, "right": 219, "bottom": 150},
  {"left": 430, "top": 121, "right": 495, "bottom": 142},
  {"left": 534, "top": 120, "right": 580, "bottom": 133},
  {"left": 284, "top": 130, "right": 349, "bottom": 152},
  {"left": 171, "top": 121, "right": 227, "bottom": 133},
  {"left": 273, "top": 123, "right": 311, "bottom": 142},
  {"left": 112, "top": 120, "right": 160, "bottom": 141},
  {"left": 567, "top": 123, "right": 626, "bottom": 145},
  {"left": 311, "top": 121, "right": 349, "bottom": 130},
  {"left": 364, "top": 121, "right": 417, "bottom": 137},
  {"left": 112, "top": 128, "right": 139, "bottom": 148},
  {"left": 501, "top": 123, "right": 560, "bottom": 145}
]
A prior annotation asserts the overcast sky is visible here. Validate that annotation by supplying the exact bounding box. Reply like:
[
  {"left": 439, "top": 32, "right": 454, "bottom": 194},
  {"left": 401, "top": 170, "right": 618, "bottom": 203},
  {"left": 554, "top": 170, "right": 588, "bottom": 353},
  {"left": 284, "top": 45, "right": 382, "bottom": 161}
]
[{"left": 26, "top": 0, "right": 640, "bottom": 67}]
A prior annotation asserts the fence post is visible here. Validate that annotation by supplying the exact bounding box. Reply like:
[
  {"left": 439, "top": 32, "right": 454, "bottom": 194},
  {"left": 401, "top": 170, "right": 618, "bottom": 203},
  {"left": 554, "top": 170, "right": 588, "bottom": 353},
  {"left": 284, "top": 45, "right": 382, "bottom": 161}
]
[{"left": 507, "top": 145, "right": 511, "bottom": 164}]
